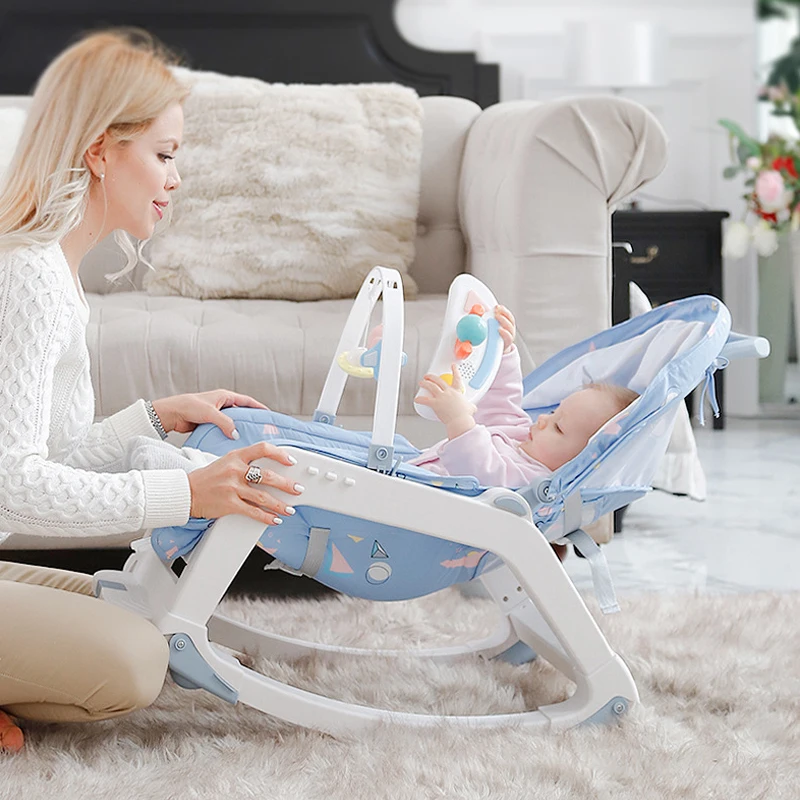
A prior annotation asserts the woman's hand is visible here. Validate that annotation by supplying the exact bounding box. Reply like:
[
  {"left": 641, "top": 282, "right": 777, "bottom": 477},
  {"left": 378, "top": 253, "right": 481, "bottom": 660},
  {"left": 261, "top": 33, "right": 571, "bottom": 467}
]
[
  {"left": 152, "top": 389, "right": 268, "bottom": 440},
  {"left": 495, "top": 305, "right": 516, "bottom": 354},
  {"left": 187, "top": 442, "right": 304, "bottom": 526}
]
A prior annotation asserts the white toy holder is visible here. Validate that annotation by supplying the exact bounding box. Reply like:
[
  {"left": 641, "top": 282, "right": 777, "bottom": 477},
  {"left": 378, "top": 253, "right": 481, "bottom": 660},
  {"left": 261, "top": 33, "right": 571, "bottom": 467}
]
[{"left": 414, "top": 273, "right": 504, "bottom": 420}]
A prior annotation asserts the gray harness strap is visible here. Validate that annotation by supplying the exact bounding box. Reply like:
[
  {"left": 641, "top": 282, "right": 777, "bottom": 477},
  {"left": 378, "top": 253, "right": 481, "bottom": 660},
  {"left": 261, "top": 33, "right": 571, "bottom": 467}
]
[
  {"left": 264, "top": 527, "right": 330, "bottom": 579},
  {"left": 562, "top": 490, "right": 583, "bottom": 537},
  {"left": 300, "top": 527, "right": 330, "bottom": 577},
  {"left": 555, "top": 490, "right": 620, "bottom": 615},
  {"left": 565, "top": 529, "right": 620, "bottom": 615}
]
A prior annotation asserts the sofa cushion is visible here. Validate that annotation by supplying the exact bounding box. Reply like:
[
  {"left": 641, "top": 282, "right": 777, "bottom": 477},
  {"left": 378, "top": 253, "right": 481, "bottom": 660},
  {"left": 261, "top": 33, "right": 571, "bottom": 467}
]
[
  {"left": 143, "top": 69, "right": 423, "bottom": 302},
  {"left": 86, "top": 291, "right": 449, "bottom": 419}
]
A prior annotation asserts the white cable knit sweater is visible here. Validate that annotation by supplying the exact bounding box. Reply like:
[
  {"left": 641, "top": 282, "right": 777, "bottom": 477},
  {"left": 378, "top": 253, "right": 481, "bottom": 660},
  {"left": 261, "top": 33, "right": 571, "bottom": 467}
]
[{"left": 0, "top": 241, "right": 192, "bottom": 545}]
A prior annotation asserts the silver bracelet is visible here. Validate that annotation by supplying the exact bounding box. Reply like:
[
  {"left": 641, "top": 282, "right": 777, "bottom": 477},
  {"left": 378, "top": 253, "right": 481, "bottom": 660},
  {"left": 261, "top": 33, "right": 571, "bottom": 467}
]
[{"left": 144, "top": 400, "right": 169, "bottom": 440}]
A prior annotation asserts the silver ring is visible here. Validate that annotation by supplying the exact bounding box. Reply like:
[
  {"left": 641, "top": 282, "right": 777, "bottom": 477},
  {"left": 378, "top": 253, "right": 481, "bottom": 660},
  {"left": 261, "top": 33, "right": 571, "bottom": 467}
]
[{"left": 245, "top": 465, "right": 263, "bottom": 484}]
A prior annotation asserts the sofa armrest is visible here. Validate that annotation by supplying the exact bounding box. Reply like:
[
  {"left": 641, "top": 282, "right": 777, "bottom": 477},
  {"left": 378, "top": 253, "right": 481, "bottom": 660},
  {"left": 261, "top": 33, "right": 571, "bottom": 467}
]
[{"left": 459, "top": 96, "right": 668, "bottom": 370}]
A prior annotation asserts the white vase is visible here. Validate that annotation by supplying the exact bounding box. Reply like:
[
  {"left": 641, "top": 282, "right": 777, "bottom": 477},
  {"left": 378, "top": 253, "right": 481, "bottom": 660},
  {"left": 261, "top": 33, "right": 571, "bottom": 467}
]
[{"left": 758, "top": 233, "right": 794, "bottom": 404}]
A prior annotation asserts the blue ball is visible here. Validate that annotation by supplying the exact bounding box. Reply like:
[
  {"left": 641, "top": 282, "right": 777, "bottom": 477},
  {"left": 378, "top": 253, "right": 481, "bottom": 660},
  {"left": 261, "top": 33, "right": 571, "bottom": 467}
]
[{"left": 456, "top": 314, "right": 488, "bottom": 345}]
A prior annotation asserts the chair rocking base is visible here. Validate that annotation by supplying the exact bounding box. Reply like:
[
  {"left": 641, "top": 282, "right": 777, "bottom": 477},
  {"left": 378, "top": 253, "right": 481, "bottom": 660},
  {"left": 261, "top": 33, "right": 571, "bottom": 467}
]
[{"left": 94, "top": 448, "right": 638, "bottom": 735}]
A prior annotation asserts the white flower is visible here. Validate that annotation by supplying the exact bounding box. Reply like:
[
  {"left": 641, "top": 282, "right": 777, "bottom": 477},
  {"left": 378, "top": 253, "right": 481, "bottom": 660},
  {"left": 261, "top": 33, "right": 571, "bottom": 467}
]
[
  {"left": 746, "top": 156, "right": 762, "bottom": 171},
  {"left": 722, "top": 220, "right": 751, "bottom": 259},
  {"left": 763, "top": 188, "right": 795, "bottom": 214},
  {"left": 753, "top": 220, "right": 780, "bottom": 257}
]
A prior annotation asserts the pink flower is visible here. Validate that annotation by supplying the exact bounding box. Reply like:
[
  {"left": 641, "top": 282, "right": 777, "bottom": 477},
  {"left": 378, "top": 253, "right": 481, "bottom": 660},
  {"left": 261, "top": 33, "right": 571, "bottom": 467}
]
[
  {"left": 755, "top": 170, "right": 786, "bottom": 209},
  {"left": 767, "top": 85, "right": 789, "bottom": 102},
  {"left": 755, "top": 169, "right": 792, "bottom": 213}
]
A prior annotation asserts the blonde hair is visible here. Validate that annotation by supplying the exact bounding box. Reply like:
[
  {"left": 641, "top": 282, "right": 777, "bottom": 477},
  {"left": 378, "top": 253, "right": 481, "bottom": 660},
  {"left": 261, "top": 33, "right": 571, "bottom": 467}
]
[
  {"left": 0, "top": 28, "right": 189, "bottom": 279},
  {"left": 586, "top": 382, "right": 640, "bottom": 414}
]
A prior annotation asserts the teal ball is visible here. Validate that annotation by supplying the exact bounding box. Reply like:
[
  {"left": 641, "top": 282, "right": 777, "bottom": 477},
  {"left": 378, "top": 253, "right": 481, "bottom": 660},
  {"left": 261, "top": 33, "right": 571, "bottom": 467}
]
[{"left": 456, "top": 314, "right": 487, "bottom": 345}]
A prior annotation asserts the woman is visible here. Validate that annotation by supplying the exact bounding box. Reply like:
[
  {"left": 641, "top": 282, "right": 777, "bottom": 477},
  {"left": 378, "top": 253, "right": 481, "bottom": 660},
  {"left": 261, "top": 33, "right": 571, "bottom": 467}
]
[{"left": 0, "top": 29, "right": 302, "bottom": 753}]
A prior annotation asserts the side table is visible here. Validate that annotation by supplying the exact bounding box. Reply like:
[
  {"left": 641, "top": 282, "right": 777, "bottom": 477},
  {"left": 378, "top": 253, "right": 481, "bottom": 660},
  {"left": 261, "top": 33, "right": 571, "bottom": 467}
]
[{"left": 612, "top": 209, "right": 729, "bottom": 429}]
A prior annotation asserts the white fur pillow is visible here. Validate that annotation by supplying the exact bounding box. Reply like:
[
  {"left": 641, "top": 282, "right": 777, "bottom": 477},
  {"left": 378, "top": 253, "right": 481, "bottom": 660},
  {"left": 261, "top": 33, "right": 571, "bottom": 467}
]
[{"left": 145, "top": 69, "right": 423, "bottom": 300}]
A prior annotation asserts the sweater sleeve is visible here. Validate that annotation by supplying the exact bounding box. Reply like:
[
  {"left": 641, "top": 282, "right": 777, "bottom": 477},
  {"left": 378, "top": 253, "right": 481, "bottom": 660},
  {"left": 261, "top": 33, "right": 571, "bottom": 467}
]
[
  {"left": 62, "top": 400, "right": 162, "bottom": 473},
  {"left": 472, "top": 346, "right": 532, "bottom": 429},
  {"left": 437, "top": 425, "right": 551, "bottom": 488},
  {"left": 0, "top": 259, "right": 191, "bottom": 538}
]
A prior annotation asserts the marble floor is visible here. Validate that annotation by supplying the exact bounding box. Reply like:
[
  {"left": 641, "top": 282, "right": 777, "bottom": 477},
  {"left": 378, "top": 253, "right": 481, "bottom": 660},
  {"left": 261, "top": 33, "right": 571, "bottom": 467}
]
[{"left": 564, "top": 417, "right": 800, "bottom": 595}]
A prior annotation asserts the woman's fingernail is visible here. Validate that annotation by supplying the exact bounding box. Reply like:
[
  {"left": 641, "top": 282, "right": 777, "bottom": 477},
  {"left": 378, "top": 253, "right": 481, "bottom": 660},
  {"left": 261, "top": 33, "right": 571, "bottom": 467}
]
[
  {"left": 231, "top": 428, "right": 240, "bottom": 440},
  {"left": 287, "top": 455, "right": 298, "bottom": 465},
  {"left": 285, "top": 506, "right": 296, "bottom": 515},
  {"left": 294, "top": 483, "right": 305, "bottom": 493},
  {"left": 272, "top": 517, "right": 283, "bottom": 525}
]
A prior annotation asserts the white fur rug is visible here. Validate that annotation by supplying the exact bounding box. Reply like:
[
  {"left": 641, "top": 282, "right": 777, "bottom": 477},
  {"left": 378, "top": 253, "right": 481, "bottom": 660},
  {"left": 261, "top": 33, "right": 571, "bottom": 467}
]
[{"left": 2, "top": 588, "right": 799, "bottom": 800}]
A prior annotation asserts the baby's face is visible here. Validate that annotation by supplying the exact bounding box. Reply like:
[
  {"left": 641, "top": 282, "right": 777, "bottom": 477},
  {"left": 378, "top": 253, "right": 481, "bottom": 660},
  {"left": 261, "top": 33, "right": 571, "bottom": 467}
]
[{"left": 519, "top": 388, "right": 621, "bottom": 471}]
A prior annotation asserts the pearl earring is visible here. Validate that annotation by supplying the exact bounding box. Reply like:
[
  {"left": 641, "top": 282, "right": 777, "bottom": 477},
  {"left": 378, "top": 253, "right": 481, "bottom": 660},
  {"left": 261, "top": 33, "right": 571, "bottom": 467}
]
[{"left": 99, "top": 173, "right": 105, "bottom": 181}]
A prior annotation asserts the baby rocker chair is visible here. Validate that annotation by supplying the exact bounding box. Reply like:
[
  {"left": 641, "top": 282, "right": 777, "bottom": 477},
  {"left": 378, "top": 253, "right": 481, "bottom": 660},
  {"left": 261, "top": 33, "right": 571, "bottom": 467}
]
[{"left": 93, "top": 267, "right": 769, "bottom": 735}]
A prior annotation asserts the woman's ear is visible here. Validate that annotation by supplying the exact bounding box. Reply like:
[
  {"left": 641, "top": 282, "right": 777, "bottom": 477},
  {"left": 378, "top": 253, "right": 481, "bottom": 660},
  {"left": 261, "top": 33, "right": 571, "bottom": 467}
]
[{"left": 83, "top": 132, "right": 107, "bottom": 179}]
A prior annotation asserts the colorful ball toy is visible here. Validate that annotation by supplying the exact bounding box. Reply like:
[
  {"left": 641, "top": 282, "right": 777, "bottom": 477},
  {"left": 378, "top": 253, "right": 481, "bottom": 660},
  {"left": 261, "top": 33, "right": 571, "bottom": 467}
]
[{"left": 456, "top": 313, "right": 488, "bottom": 346}]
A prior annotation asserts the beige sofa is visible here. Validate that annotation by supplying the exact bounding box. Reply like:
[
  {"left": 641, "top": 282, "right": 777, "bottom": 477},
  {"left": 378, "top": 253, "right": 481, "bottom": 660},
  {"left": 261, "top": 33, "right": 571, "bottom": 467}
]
[{"left": 0, "top": 93, "right": 668, "bottom": 551}]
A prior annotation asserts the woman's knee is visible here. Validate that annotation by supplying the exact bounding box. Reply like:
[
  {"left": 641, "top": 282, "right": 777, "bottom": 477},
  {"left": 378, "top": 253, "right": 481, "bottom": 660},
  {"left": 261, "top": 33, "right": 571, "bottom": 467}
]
[
  {"left": 98, "top": 615, "right": 170, "bottom": 714},
  {"left": 4, "top": 620, "right": 168, "bottom": 724}
]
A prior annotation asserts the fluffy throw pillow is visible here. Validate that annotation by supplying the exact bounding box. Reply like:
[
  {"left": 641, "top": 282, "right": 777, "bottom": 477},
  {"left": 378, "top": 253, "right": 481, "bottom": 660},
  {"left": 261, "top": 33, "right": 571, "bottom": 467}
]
[{"left": 145, "top": 68, "right": 423, "bottom": 301}]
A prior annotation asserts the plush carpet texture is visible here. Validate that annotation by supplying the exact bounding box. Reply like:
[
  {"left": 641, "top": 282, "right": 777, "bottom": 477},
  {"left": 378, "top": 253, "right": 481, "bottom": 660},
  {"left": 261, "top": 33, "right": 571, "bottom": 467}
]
[{"left": 2, "top": 588, "right": 798, "bottom": 800}]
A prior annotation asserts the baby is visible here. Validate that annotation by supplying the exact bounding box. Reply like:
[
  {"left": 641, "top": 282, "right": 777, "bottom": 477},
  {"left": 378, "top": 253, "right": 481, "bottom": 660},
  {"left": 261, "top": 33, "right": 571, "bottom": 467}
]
[{"left": 410, "top": 305, "right": 639, "bottom": 489}]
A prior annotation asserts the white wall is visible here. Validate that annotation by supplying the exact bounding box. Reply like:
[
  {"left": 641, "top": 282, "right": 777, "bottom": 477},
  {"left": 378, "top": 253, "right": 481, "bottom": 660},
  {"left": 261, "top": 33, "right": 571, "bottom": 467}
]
[{"left": 396, "top": 0, "right": 760, "bottom": 416}]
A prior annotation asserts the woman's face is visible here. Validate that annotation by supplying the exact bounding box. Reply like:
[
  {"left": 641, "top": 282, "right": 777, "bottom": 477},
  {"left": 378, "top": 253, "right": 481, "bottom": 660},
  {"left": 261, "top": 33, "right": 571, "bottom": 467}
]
[{"left": 102, "top": 102, "right": 183, "bottom": 240}]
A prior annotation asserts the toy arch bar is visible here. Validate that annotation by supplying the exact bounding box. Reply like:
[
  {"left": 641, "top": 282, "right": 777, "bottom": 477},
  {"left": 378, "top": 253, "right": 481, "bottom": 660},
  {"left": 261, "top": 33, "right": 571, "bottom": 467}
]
[{"left": 314, "top": 267, "right": 405, "bottom": 472}]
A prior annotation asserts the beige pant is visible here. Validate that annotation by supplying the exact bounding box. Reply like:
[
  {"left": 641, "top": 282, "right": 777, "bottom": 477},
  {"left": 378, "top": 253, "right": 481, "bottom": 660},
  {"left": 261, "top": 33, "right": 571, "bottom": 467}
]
[{"left": 0, "top": 561, "right": 168, "bottom": 723}]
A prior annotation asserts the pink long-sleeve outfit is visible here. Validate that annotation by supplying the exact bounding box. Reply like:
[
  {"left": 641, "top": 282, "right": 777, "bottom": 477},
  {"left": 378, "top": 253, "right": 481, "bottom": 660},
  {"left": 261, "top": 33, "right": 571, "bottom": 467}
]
[{"left": 409, "top": 346, "right": 551, "bottom": 488}]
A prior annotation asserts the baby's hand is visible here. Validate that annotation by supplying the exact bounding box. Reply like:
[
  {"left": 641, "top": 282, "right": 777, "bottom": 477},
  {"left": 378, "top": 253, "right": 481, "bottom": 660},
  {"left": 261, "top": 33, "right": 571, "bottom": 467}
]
[
  {"left": 417, "top": 366, "right": 476, "bottom": 438},
  {"left": 495, "top": 305, "right": 516, "bottom": 353}
]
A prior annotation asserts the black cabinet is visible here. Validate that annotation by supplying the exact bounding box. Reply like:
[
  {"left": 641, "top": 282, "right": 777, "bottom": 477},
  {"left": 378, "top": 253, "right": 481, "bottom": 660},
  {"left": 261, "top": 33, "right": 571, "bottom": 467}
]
[{"left": 611, "top": 210, "right": 729, "bottom": 429}]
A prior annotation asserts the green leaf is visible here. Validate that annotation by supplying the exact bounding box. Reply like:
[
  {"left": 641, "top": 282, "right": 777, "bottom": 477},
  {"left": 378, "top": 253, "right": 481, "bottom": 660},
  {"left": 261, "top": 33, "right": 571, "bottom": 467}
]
[
  {"left": 759, "top": 0, "right": 790, "bottom": 20},
  {"left": 723, "top": 165, "right": 741, "bottom": 179},
  {"left": 718, "top": 119, "right": 762, "bottom": 158},
  {"left": 737, "top": 143, "right": 756, "bottom": 164},
  {"left": 766, "top": 34, "right": 800, "bottom": 95}
]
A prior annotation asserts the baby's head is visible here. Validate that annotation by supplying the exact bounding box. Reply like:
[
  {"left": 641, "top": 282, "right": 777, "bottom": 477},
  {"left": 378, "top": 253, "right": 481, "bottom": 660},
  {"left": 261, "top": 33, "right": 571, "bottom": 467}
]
[{"left": 519, "top": 383, "right": 639, "bottom": 471}]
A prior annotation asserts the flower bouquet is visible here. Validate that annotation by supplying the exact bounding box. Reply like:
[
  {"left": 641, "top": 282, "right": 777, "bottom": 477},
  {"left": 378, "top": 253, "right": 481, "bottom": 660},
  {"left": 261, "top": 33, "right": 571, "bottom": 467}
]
[{"left": 719, "top": 118, "right": 800, "bottom": 258}]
